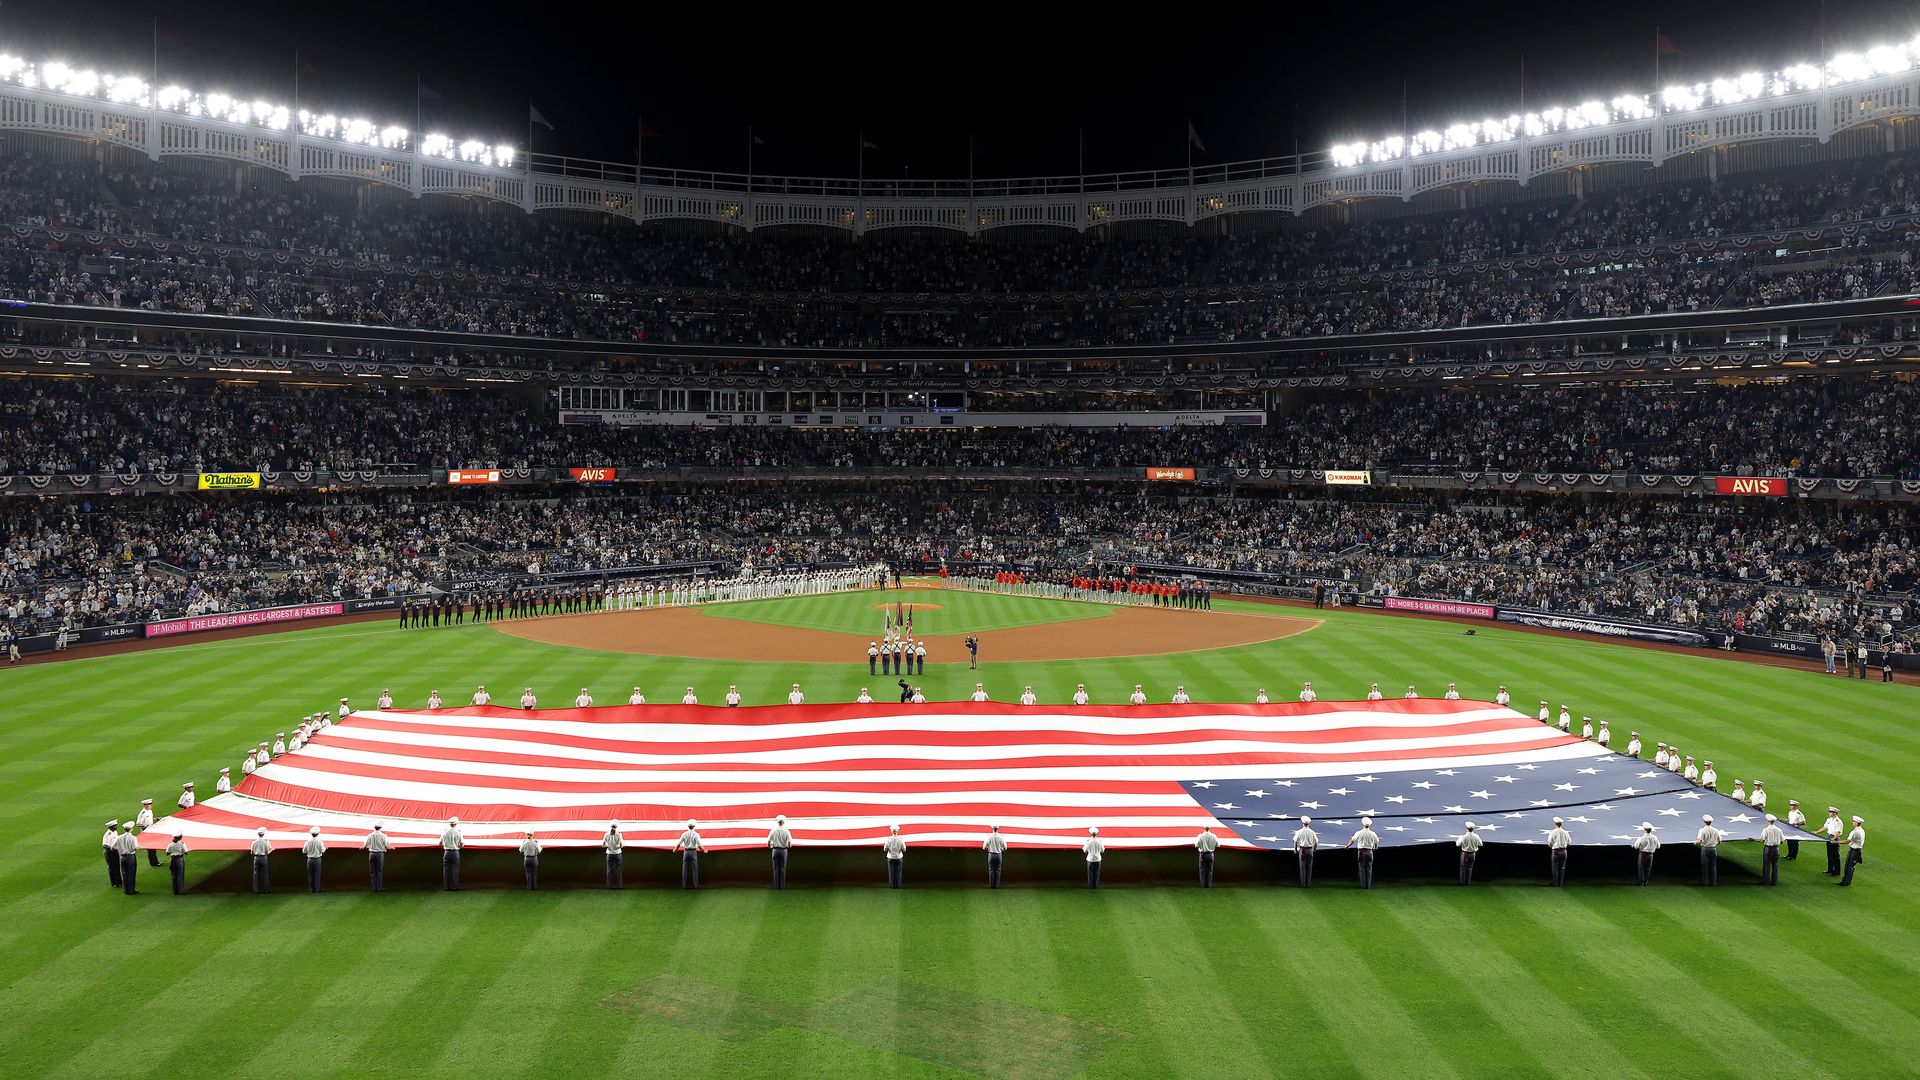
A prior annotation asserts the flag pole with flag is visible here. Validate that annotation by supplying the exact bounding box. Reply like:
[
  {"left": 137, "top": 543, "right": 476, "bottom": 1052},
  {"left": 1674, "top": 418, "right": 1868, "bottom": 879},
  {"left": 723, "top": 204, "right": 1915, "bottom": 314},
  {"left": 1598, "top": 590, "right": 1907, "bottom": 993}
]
[{"left": 528, "top": 102, "right": 554, "bottom": 160}]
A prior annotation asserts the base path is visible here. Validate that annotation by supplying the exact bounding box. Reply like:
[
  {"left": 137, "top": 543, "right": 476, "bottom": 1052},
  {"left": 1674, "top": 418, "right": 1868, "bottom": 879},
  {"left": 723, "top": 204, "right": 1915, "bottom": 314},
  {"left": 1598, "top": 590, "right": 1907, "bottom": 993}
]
[{"left": 494, "top": 604, "right": 1317, "bottom": 662}]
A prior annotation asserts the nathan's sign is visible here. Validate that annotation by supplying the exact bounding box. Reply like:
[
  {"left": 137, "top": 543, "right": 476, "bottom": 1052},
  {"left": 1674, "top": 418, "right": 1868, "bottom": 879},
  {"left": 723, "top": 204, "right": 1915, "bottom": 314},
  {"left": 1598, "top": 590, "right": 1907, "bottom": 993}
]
[
  {"left": 1324, "top": 470, "right": 1372, "bottom": 486},
  {"left": 1714, "top": 476, "right": 1785, "bottom": 497},
  {"left": 197, "top": 472, "right": 262, "bottom": 490},
  {"left": 1145, "top": 467, "right": 1197, "bottom": 481},
  {"left": 447, "top": 469, "right": 502, "bottom": 485},
  {"left": 570, "top": 467, "right": 618, "bottom": 482}
]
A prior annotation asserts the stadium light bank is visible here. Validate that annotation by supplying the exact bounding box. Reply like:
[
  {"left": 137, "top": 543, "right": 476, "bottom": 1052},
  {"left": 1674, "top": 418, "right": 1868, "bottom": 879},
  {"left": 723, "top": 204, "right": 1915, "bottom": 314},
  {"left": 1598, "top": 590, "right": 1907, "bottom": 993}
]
[
  {"left": 1328, "top": 36, "right": 1920, "bottom": 168},
  {"left": 0, "top": 51, "right": 514, "bottom": 169}
]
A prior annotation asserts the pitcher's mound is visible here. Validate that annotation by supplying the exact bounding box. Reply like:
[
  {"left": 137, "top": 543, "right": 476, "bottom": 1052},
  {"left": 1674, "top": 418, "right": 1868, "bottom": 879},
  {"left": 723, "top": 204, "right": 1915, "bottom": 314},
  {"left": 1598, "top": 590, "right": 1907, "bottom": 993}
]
[{"left": 495, "top": 605, "right": 1316, "bottom": 662}]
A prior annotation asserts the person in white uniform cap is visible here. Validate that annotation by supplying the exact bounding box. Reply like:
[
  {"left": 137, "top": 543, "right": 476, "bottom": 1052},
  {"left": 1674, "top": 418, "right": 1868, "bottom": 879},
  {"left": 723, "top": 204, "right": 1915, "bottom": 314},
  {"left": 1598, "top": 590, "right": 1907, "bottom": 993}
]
[
  {"left": 1784, "top": 800, "right": 1806, "bottom": 860},
  {"left": 1082, "top": 827, "right": 1104, "bottom": 889},
  {"left": 1838, "top": 816, "right": 1866, "bottom": 886},
  {"left": 676, "top": 820, "right": 704, "bottom": 889},
  {"left": 970, "top": 683, "right": 989, "bottom": 702},
  {"left": 680, "top": 686, "right": 698, "bottom": 705},
  {"left": 1546, "top": 817, "right": 1572, "bottom": 886},
  {"left": 102, "top": 820, "right": 121, "bottom": 888},
  {"left": 1632, "top": 823, "right": 1660, "bottom": 884},
  {"left": 216, "top": 766, "right": 232, "bottom": 794},
  {"left": 983, "top": 824, "right": 1008, "bottom": 889},
  {"left": 1194, "top": 825, "right": 1220, "bottom": 888},
  {"left": 426, "top": 689, "right": 443, "bottom": 709},
  {"left": 856, "top": 687, "right": 875, "bottom": 704},
  {"left": 1347, "top": 816, "right": 1380, "bottom": 889},
  {"left": 1366, "top": 683, "right": 1383, "bottom": 701},
  {"left": 1072, "top": 683, "right": 1090, "bottom": 706},
  {"left": 440, "top": 817, "right": 463, "bottom": 891},
  {"left": 1170, "top": 685, "right": 1191, "bottom": 704},
  {"left": 1699, "top": 761, "right": 1718, "bottom": 791},
  {"left": 249, "top": 827, "right": 273, "bottom": 894},
  {"left": 1129, "top": 685, "right": 1147, "bottom": 705},
  {"left": 1694, "top": 814, "right": 1724, "bottom": 886},
  {"left": 303, "top": 827, "right": 326, "bottom": 893},
  {"left": 519, "top": 687, "right": 537, "bottom": 710},
  {"left": 177, "top": 782, "right": 195, "bottom": 810},
  {"left": 767, "top": 815, "right": 793, "bottom": 890},
  {"left": 166, "top": 834, "right": 189, "bottom": 894},
  {"left": 574, "top": 687, "right": 593, "bottom": 708},
  {"left": 628, "top": 686, "right": 646, "bottom": 705},
  {"left": 1292, "top": 816, "right": 1319, "bottom": 887},
  {"left": 365, "top": 823, "right": 390, "bottom": 892},
  {"left": 1254, "top": 687, "right": 1269, "bottom": 704},
  {"left": 883, "top": 824, "right": 907, "bottom": 889},
  {"left": 787, "top": 684, "right": 805, "bottom": 705},
  {"left": 1749, "top": 780, "right": 1767, "bottom": 813},
  {"left": 1019, "top": 686, "right": 1038, "bottom": 706},
  {"left": 1444, "top": 683, "right": 1460, "bottom": 700},
  {"left": 1494, "top": 685, "right": 1510, "bottom": 707},
  {"left": 1455, "top": 822, "right": 1483, "bottom": 884},
  {"left": 603, "top": 822, "right": 625, "bottom": 889},
  {"left": 135, "top": 799, "right": 159, "bottom": 866},
  {"left": 520, "top": 831, "right": 542, "bottom": 890},
  {"left": 1595, "top": 720, "right": 1611, "bottom": 748},
  {"left": 725, "top": 685, "right": 743, "bottom": 707},
  {"left": 472, "top": 684, "right": 491, "bottom": 706},
  {"left": 1757, "top": 814, "right": 1785, "bottom": 885},
  {"left": 1298, "top": 682, "right": 1316, "bottom": 702}
]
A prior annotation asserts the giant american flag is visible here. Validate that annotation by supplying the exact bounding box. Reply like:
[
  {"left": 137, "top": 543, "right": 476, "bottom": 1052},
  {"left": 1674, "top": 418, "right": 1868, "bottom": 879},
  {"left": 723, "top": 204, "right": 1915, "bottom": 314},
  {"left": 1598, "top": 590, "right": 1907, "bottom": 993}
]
[{"left": 139, "top": 699, "right": 1816, "bottom": 851}]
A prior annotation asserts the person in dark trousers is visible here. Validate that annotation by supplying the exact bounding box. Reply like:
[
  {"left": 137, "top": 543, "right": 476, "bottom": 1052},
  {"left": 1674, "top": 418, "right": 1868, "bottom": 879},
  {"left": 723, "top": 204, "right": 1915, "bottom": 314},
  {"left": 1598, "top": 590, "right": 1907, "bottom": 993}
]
[
  {"left": 303, "top": 827, "right": 326, "bottom": 893},
  {"left": 366, "top": 823, "right": 389, "bottom": 892},
  {"left": 166, "top": 835, "right": 188, "bottom": 894},
  {"left": 768, "top": 815, "right": 793, "bottom": 889},
  {"left": 1838, "top": 816, "right": 1866, "bottom": 886},
  {"left": 249, "top": 828, "right": 272, "bottom": 894},
  {"left": 966, "top": 635, "right": 979, "bottom": 669},
  {"left": 1822, "top": 806, "right": 1845, "bottom": 874},
  {"left": 1292, "top": 818, "right": 1318, "bottom": 887},
  {"left": 676, "top": 820, "right": 704, "bottom": 889},
  {"left": 1455, "top": 823, "right": 1483, "bottom": 885},
  {"left": 521, "top": 832, "right": 542, "bottom": 890},
  {"left": 898, "top": 679, "right": 913, "bottom": 703},
  {"left": 883, "top": 825, "right": 906, "bottom": 888},
  {"left": 1313, "top": 582, "right": 1326, "bottom": 609},
  {"left": 115, "top": 825, "right": 141, "bottom": 895},
  {"left": 1194, "top": 826, "right": 1219, "bottom": 888},
  {"left": 983, "top": 825, "right": 1006, "bottom": 888},
  {"left": 604, "top": 823, "right": 625, "bottom": 889},
  {"left": 1883, "top": 652, "right": 1895, "bottom": 682},
  {"left": 102, "top": 820, "right": 122, "bottom": 888},
  {"left": 1082, "top": 827, "right": 1104, "bottom": 889},
  {"left": 441, "top": 818, "right": 463, "bottom": 891}
]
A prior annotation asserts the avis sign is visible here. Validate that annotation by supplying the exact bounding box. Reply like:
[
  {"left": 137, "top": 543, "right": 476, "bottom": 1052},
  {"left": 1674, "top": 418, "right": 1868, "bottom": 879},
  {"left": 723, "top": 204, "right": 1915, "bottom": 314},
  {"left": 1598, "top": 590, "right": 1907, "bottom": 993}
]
[
  {"left": 1713, "top": 476, "right": 1785, "bottom": 497},
  {"left": 570, "top": 467, "right": 618, "bottom": 482}
]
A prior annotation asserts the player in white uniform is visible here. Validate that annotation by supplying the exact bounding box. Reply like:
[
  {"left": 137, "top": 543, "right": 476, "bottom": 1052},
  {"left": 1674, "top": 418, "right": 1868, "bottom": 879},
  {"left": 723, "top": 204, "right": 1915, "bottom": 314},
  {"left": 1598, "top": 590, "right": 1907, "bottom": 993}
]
[
  {"left": 856, "top": 687, "right": 875, "bottom": 703},
  {"left": 681, "top": 687, "right": 698, "bottom": 705},
  {"left": 787, "top": 684, "right": 805, "bottom": 705},
  {"left": 1020, "top": 686, "right": 1038, "bottom": 706},
  {"left": 473, "top": 685, "right": 492, "bottom": 706},
  {"left": 628, "top": 687, "right": 647, "bottom": 705},
  {"left": 574, "top": 688, "right": 594, "bottom": 708},
  {"left": 1171, "top": 685, "right": 1191, "bottom": 704},
  {"left": 1129, "top": 685, "right": 1148, "bottom": 705},
  {"left": 970, "top": 684, "right": 990, "bottom": 702},
  {"left": 1300, "top": 682, "right": 1317, "bottom": 703},
  {"left": 1072, "top": 684, "right": 1090, "bottom": 706}
]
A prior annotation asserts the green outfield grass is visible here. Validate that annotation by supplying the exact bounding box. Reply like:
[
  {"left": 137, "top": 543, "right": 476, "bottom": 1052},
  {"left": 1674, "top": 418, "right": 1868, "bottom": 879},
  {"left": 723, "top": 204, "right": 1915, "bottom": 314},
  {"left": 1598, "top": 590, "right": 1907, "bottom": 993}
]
[
  {"left": 698, "top": 587, "right": 1112, "bottom": 637},
  {"left": 2, "top": 593, "right": 1916, "bottom": 1079}
]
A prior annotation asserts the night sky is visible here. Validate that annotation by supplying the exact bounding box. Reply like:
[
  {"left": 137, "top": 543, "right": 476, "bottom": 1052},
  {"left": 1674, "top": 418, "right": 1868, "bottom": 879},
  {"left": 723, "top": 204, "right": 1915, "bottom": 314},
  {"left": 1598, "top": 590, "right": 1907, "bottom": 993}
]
[{"left": 3, "top": 0, "right": 1917, "bottom": 178}]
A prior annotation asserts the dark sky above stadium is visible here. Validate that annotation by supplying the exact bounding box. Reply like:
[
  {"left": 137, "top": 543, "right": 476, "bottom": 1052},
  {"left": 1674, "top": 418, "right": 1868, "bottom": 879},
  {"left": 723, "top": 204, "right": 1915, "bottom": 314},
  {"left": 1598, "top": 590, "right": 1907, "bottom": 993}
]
[{"left": 5, "top": 0, "right": 1918, "bottom": 178}]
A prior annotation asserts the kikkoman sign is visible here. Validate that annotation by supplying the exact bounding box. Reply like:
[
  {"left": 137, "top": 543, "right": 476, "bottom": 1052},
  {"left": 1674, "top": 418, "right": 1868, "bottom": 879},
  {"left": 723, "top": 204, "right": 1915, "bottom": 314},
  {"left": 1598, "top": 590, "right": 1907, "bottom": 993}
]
[{"left": 196, "top": 472, "right": 262, "bottom": 490}]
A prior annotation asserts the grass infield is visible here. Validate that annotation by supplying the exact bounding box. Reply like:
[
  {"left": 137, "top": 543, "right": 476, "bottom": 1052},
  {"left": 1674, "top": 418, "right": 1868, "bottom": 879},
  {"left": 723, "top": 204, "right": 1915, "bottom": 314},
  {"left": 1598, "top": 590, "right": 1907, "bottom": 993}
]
[{"left": 2, "top": 594, "right": 1914, "bottom": 1079}]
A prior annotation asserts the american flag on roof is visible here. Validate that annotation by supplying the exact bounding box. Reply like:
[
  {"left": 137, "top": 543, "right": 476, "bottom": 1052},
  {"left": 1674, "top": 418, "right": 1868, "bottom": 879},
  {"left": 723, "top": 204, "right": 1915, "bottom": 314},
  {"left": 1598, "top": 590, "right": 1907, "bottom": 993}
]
[{"left": 140, "top": 699, "right": 1820, "bottom": 851}]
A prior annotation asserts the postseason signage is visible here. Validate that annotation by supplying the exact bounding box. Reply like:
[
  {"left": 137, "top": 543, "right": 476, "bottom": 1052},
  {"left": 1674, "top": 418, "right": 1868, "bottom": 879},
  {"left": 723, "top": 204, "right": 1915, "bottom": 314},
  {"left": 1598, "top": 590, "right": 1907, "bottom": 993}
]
[
  {"left": 1324, "top": 470, "right": 1372, "bottom": 486},
  {"left": 570, "top": 467, "right": 618, "bottom": 482},
  {"left": 197, "top": 472, "right": 261, "bottom": 490},
  {"left": 1145, "top": 467, "right": 1197, "bottom": 481},
  {"left": 1713, "top": 476, "right": 1786, "bottom": 497},
  {"left": 447, "top": 469, "right": 502, "bottom": 485}
]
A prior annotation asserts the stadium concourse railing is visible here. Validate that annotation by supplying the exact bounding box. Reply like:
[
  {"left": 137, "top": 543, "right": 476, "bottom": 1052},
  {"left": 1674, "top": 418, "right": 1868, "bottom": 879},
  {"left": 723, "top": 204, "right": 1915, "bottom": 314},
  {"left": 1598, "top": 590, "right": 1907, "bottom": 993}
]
[{"left": 4, "top": 467, "right": 1918, "bottom": 501}]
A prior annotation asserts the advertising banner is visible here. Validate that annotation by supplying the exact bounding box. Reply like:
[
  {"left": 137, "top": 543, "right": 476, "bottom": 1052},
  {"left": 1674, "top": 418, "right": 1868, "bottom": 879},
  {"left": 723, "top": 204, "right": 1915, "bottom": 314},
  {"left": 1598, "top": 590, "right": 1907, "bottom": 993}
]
[
  {"left": 1496, "top": 608, "right": 1709, "bottom": 648},
  {"left": 1324, "top": 470, "right": 1373, "bottom": 485},
  {"left": 1145, "top": 467, "right": 1197, "bottom": 481},
  {"left": 197, "top": 472, "right": 262, "bottom": 490},
  {"left": 1713, "top": 476, "right": 1786, "bottom": 496},
  {"left": 570, "top": 467, "right": 618, "bottom": 482},
  {"left": 146, "top": 602, "right": 344, "bottom": 638},
  {"left": 1384, "top": 596, "right": 1495, "bottom": 618},
  {"left": 447, "top": 469, "right": 502, "bottom": 485}
]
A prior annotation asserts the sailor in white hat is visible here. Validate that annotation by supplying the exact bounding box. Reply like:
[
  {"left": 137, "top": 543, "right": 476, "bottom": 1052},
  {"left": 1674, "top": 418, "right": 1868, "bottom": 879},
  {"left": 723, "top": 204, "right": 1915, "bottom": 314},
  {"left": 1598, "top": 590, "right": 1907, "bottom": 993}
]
[
  {"left": 1347, "top": 816, "right": 1380, "bottom": 889},
  {"left": 1758, "top": 814, "right": 1785, "bottom": 885},
  {"left": 787, "top": 683, "right": 804, "bottom": 706},
  {"left": 427, "top": 689, "right": 444, "bottom": 710},
  {"left": 767, "top": 814, "right": 793, "bottom": 890},
  {"left": 1455, "top": 822, "right": 1483, "bottom": 885},
  {"left": 1695, "top": 814, "right": 1724, "bottom": 886},
  {"left": 1019, "top": 685, "right": 1038, "bottom": 706},
  {"left": 574, "top": 687, "right": 594, "bottom": 708},
  {"left": 441, "top": 817, "right": 463, "bottom": 891},
  {"left": 1784, "top": 800, "right": 1806, "bottom": 860},
  {"left": 1822, "top": 806, "right": 1845, "bottom": 874},
  {"left": 1632, "top": 823, "right": 1660, "bottom": 884},
  {"left": 471, "top": 684, "right": 491, "bottom": 706},
  {"left": 970, "top": 683, "right": 990, "bottom": 702},
  {"left": 1194, "top": 825, "right": 1220, "bottom": 888},
  {"left": 603, "top": 821, "right": 624, "bottom": 889},
  {"left": 627, "top": 686, "right": 646, "bottom": 705},
  {"left": 883, "top": 824, "right": 907, "bottom": 889},
  {"left": 1625, "top": 731, "right": 1641, "bottom": 759},
  {"left": 1170, "top": 684, "right": 1191, "bottom": 704},
  {"left": 1082, "top": 826, "right": 1104, "bottom": 889},
  {"left": 376, "top": 688, "right": 394, "bottom": 710},
  {"left": 1072, "top": 683, "right": 1090, "bottom": 706},
  {"left": 135, "top": 798, "right": 160, "bottom": 866},
  {"left": 249, "top": 827, "right": 273, "bottom": 894},
  {"left": 102, "top": 820, "right": 122, "bottom": 888},
  {"left": 166, "top": 833, "right": 189, "bottom": 894},
  {"left": 856, "top": 686, "right": 876, "bottom": 704},
  {"left": 1839, "top": 815, "right": 1866, "bottom": 886},
  {"left": 303, "top": 827, "right": 326, "bottom": 893},
  {"left": 676, "top": 819, "right": 705, "bottom": 889},
  {"left": 215, "top": 766, "right": 233, "bottom": 794},
  {"left": 1292, "top": 816, "right": 1318, "bottom": 887},
  {"left": 983, "top": 824, "right": 1008, "bottom": 889},
  {"left": 1546, "top": 816, "right": 1573, "bottom": 886},
  {"left": 177, "top": 782, "right": 196, "bottom": 810},
  {"left": 365, "top": 822, "right": 390, "bottom": 892},
  {"left": 520, "top": 830, "right": 542, "bottom": 890},
  {"left": 1129, "top": 684, "right": 1147, "bottom": 705},
  {"left": 114, "top": 820, "right": 141, "bottom": 895}
]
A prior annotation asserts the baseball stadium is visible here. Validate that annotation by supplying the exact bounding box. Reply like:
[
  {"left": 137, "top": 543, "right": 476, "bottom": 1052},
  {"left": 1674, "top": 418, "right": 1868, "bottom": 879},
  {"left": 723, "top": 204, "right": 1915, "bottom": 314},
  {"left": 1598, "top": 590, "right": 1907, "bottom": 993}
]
[{"left": 3, "top": 5, "right": 1919, "bottom": 1078}]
